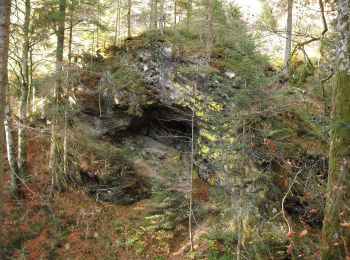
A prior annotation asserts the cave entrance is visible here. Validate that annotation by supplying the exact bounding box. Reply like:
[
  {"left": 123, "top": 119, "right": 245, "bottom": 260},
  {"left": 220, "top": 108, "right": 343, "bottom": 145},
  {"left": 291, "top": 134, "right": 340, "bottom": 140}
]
[
  {"left": 115, "top": 105, "right": 193, "bottom": 151},
  {"left": 77, "top": 104, "right": 194, "bottom": 205}
]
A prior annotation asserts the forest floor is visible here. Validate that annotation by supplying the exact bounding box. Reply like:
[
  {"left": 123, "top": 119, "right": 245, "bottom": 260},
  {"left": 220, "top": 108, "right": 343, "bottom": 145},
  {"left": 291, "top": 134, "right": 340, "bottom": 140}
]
[{"left": 3, "top": 129, "right": 212, "bottom": 259}]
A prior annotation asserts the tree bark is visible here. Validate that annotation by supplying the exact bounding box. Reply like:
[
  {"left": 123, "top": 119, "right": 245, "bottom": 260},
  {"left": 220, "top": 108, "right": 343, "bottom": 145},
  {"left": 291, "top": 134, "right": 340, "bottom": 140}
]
[
  {"left": 18, "top": 0, "right": 31, "bottom": 179},
  {"left": 127, "top": 0, "right": 132, "bottom": 38},
  {"left": 174, "top": 0, "right": 177, "bottom": 26},
  {"left": 284, "top": 0, "right": 293, "bottom": 76},
  {"left": 50, "top": 0, "right": 66, "bottom": 193},
  {"left": 321, "top": 1, "right": 350, "bottom": 259},
  {"left": 188, "top": 82, "right": 196, "bottom": 252},
  {"left": 186, "top": 0, "right": 192, "bottom": 30},
  {"left": 159, "top": 0, "right": 164, "bottom": 34},
  {"left": 150, "top": 0, "right": 158, "bottom": 29},
  {"left": 206, "top": 0, "right": 213, "bottom": 63},
  {"left": 114, "top": 0, "right": 120, "bottom": 47},
  {"left": 68, "top": 2, "right": 74, "bottom": 65},
  {"left": 0, "top": 0, "right": 12, "bottom": 256},
  {"left": 5, "top": 86, "right": 21, "bottom": 198}
]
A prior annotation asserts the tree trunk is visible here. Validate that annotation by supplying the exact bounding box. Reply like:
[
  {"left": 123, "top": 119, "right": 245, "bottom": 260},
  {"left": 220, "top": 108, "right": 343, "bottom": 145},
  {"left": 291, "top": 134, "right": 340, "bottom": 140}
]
[
  {"left": 206, "top": 0, "right": 213, "bottom": 63},
  {"left": 284, "top": 0, "right": 293, "bottom": 76},
  {"left": 159, "top": 0, "right": 164, "bottom": 34},
  {"left": 186, "top": 0, "right": 192, "bottom": 30},
  {"left": 114, "top": 0, "right": 120, "bottom": 47},
  {"left": 28, "top": 48, "right": 34, "bottom": 114},
  {"left": 50, "top": 0, "right": 66, "bottom": 193},
  {"left": 0, "top": 0, "right": 11, "bottom": 256},
  {"left": 127, "top": 0, "right": 132, "bottom": 38},
  {"left": 188, "top": 82, "right": 196, "bottom": 252},
  {"left": 64, "top": 2, "right": 75, "bottom": 181},
  {"left": 150, "top": 0, "right": 158, "bottom": 29},
  {"left": 174, "top": 0, "right": 177, "bottom": 26},
  {"left": 5, "top": 86, "right": 22, "bottom": 198},
  {"left": 96, "top": 0, "right": 100, "bottom": 48},
  {"left": 321, "top": 1, "right": 350, "bottom": 259},
  {"left": 18, "top": 0, "right": 31, "bottom": 179},
  {"left": 68, "top": 3, "right": 74, "bottom": 65}
]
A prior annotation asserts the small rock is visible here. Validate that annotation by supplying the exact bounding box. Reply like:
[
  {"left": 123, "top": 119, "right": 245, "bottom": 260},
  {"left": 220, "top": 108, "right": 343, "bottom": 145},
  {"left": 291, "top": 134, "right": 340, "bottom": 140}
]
[
  {"left": 225, "top": 71, "right": 236, "bottom": 79},
  {"left": 64, "top": 243, "right": 71, "bottom": 250}
]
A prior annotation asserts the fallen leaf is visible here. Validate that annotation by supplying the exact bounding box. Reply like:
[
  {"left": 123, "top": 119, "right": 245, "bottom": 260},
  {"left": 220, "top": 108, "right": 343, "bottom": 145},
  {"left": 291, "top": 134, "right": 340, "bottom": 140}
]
[
  {"left": 309, "top": 208, "right": 318, "bottom": 214},
  {"left": 302, "top": 193, "right": 312, "bottom": 201},
  {"left": 340, "top": 223, "right": 350, "bottom": 230},
  {"left": 299, "top": 229, "right": 308, "bottom": 238}
]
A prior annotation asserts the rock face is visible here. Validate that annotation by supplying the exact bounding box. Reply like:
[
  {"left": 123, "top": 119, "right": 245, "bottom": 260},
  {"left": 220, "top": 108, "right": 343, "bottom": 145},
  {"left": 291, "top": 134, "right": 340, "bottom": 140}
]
[
  {"left": 69, "top": 39, "right": 195, "bottom": 204},
  {"left": 69, "top": 35, "right": 327, "bottom": 241}
]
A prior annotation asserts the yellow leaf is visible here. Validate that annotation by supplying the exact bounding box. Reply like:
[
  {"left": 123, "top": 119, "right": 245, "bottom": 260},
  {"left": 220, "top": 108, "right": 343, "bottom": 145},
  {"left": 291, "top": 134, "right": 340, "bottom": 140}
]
[
  {"left": 200, "top": 145, "right": 210, "bottom": 154},
  {"left": 199, "top": 129, "right": 217, "bottom": 141},
  {"left": 196, "top": 110, "right": 204, "bottom": 117}
]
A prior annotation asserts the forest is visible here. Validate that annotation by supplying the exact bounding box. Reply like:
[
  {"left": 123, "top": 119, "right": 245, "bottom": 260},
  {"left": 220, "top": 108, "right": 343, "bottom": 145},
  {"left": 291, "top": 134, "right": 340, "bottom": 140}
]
[{"left": 0, "top": 0, "right": 349, "bottom": 259}]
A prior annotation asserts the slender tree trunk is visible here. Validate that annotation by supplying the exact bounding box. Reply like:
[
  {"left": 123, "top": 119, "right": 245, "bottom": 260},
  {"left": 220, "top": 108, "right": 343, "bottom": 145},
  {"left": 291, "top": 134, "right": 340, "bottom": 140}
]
[
  {"left": 64, "top": 2, "right": 75, "bottom": 181},
  {"left": 27, "top": 48, "right": 34, "bottom": 115},
  {"left": 186, "top": 0, "right": 192, "bottom": 30},
  {"left": 5, "top": 85, "right": 21, "bottom": 198},
  {"left": 18, "top": 0, "right": 31, "bottom": 179},
  {"left": 96, "top": 0, "right": 100, "bottom": 48},
  {"left": 68, "top": 3, "right": 74, "bottom": 65},
  {"left": 50, "top": 0, "right": 66, "bottom": 193},
  {"left": 114, "top": 0, "right": 120, "bottom": 47},
  {"left": 321, "top": 1, "right": 350, "bottom": 259},
  {"left": 151, "top": 0, "right": 158, "bottom": 29},
  {"left": 159, "top": 0, "right": 164, "bottom": 35},
  {"left": 189, "top": 83, "right": 196, "bottom": 252},
  {"left": 174, "top": 0, "right": 177, "bottom": 26},
  {"left": 118, "top": 0, "right": 121, "bottom": 40},
  {"left": 0, "top": 0, "right": 11, "bottom": 256},
  {"left": 127, "top": 0, "right": 132, "bottom": 38},
  {"left": 206, "top": 0, "right": 213, "bottom": 63},
  {"left": 284, "top": 0, "right": 293, "bottom": 76}
]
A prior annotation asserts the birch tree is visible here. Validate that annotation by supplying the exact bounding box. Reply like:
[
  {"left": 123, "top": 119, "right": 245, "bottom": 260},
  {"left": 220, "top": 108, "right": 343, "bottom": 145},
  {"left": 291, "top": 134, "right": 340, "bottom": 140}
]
[
  {"left": 5, "top": 86, "right": 21, "bottom": 198},
  {"left": 127, "top": 0, "right": 132, "bottom": 37},
  {"left": 0, "top": 0, "right": 12, "bottom": 255},
  {"left": 321, "top": 1, "right": 350, "bottom": 258},
  {"left": 284, "top": 0, "right": 293, "bottom": 76},
  {"left": 159, "top": 0, "right": 164, "bottom": 34},
  {"left": 18, "top": 0, "right": 31, "bottom": 179}
]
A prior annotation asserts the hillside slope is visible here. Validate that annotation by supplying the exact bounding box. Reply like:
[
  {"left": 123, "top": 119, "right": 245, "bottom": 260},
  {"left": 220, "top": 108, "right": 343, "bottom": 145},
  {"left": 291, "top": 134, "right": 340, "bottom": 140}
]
[{"left": 3, "top": 30, "right": 329, "bottom": 259}]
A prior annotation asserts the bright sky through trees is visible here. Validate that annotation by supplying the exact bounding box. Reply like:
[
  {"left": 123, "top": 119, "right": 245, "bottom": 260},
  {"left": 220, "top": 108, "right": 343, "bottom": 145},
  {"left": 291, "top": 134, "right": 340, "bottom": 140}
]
[{"left": 233, "top": 0, "right": 262, "bottom": 19}]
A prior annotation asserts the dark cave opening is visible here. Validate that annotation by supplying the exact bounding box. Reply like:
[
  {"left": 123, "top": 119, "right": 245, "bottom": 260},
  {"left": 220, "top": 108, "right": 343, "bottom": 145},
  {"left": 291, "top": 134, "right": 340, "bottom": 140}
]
[{"left": 113, "top": 105, "right": 194, "bottom": 150}]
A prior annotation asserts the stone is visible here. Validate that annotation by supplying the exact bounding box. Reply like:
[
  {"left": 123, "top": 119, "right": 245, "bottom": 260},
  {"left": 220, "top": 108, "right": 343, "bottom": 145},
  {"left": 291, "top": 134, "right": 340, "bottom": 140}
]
[{"left": 224, "top": 71, "right": 236, "bottom": 79}]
